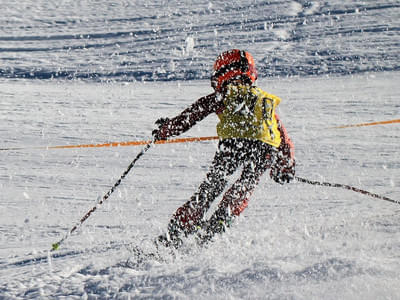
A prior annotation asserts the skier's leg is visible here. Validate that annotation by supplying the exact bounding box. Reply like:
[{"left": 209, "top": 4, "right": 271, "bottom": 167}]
[
  {"left": 203, "top": 141, "right": 276, "bottom": 239},
  {"left": 160, "top": 140, "right": 241, "bottom": 247}
]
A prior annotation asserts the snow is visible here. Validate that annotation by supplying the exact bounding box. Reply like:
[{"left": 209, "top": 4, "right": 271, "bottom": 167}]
[
  {"left": 1, "top": 0, "right": 400, "bottom": 299},
  {"left": 1, "top": 73, "right": 399, "bottom": 299}
]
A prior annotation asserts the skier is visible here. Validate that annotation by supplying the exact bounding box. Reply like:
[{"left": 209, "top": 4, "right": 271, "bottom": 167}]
[{"left": 152, "top": 49, "right": 295, "bottom": 248}]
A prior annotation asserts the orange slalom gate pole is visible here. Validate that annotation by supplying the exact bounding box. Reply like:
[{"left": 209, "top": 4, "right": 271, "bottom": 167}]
[
  {"left": 0, "top": 136, "right": 220, "bottom": 151},
  {"left": 2, "top": 118, "right": 399, "bottom": 151},
  {"left": 332, "top": 118, "right": 400, "bottom": 129},
  {"left": 49, "top": 136, "right": 219, "bottom": 149}
]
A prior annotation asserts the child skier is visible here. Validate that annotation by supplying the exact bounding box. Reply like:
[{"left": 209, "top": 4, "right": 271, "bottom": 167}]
[{"left": 152, "top": 49, "right": 295, "bottom": 248}]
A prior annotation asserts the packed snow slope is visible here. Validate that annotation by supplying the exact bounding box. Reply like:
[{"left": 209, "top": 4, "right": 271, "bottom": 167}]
[
  {"left": 1, "top": 73, "right": 399, "bottom": 299},
  {"left": 0, "top": 0, "right": 399, "bottom": 80},
  {"left": 0, "top": 0, "right": 399, "bottom": 299}
]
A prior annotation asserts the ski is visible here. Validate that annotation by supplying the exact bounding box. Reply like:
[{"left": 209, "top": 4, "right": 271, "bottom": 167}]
[{"left": 122, "top": 242, "right": 174, "bottom": 269}]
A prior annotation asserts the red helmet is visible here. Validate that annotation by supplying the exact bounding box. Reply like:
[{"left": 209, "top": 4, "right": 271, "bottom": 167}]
[{"left": 211, "top": 49, "right": 258, "bottom": 92}]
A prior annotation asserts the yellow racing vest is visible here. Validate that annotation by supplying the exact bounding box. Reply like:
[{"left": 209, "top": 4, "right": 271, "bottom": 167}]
[{"left": 216, "top": 85, "right": 281, "bottom": 148}]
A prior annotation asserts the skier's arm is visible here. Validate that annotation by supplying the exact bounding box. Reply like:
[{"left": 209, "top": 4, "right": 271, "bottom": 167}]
[
  {"left": 270, "top": 113, "right": 295, "bottom": 184},
  {"left": 153, "top": 93, "right": 223, "bottom": 140},
  {"left": 275, "top": 113, "right": 294, "bottom": 160}
]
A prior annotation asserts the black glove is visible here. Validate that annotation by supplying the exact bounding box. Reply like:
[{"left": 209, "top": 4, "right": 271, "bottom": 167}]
[
  {"left": 152, "top": 117, "right": 170, "bottom": 141},
  {"left": 270, "top": 154, "right": 295, "bottom": 184}
]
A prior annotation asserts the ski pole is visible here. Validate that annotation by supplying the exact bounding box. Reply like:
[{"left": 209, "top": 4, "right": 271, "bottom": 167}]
[
  {"left": 295, "top": 176, "right": 399, "bottom": 205},
  {"left": 51, "top": 141, "right": 153, "bottom": 251}
]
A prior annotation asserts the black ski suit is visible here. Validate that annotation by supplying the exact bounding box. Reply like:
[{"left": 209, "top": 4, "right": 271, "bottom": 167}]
[{"left": 154, "top": 87, "right": 295, "bottom": 246}]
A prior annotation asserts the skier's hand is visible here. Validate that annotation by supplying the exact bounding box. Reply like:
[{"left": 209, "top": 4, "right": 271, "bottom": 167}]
[
  {"left": 152, "top": 117, "right": 170, "bottom": 141},
  {"left": 270, "top": 154, "right": 295, "bottom": 184}
]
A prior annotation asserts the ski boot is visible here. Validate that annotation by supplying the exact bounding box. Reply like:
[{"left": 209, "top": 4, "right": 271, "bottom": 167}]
[
  {"left": 196, "top": 210, "right": 233, "bottom": 246},
  {"left": 155, "top": 221, "right": 185, "bottom": 250}
]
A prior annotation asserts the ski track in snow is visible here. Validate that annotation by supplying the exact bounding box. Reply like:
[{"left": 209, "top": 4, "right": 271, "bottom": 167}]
[
  {"left": 0, "top": 0, "right": 400, "bottom": 299},
  {"left": 0, "top": 0, "right": 399, "bottom": 80}
]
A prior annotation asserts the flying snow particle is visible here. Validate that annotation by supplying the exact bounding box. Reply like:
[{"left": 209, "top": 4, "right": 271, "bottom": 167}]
[{"left": 184, "top": 36, "right": 195, "bottom": 56}]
